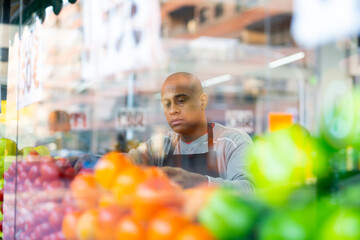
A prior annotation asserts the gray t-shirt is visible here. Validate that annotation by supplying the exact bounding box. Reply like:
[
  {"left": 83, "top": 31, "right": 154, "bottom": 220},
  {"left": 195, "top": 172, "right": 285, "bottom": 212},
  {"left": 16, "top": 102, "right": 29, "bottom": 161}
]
[{"left": 129, "top": 123, "right": 254, "bottom": 194}]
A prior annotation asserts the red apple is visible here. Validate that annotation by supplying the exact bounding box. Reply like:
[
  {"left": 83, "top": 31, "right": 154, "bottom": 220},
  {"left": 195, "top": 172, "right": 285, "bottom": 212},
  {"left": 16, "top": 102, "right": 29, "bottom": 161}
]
[
  {"left": 4, "top": 171, "right": 13, "bottom": 182},
  {"left": 56, "top": 158, "right": 71, "bottom": 169},
  {"left": 49, "top": 207, "right": 64, "bottom": 229},
  {"left": 28, "top": 164, "right": 41, "bottom": 181},
  {"left": 33, "top": 177, "right": 44, "bottom": 189},
  {"left": 63, "top": 167, "right": 76, "bottom": 180},
  {"left": 45, "top": 180, "right": 64, "bottom": 191},
  {"left": 40, "top": 162, "right": 60, "bottom": 181}
]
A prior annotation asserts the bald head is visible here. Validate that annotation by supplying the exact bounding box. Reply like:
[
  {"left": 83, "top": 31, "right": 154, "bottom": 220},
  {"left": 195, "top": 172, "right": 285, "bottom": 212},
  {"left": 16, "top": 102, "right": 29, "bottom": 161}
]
[
  {"left": 161, "top": 72, "right": 203, "bottom": 97},
  {"left": 160, "top": 72, "right": 208, "bottom": 141}
]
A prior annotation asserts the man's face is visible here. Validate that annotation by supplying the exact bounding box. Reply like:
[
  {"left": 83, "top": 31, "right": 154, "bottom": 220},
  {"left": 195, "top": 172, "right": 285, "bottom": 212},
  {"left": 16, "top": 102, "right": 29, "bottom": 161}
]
[{"left": 161, "top": 81, "right": 203, "bottom": 135}]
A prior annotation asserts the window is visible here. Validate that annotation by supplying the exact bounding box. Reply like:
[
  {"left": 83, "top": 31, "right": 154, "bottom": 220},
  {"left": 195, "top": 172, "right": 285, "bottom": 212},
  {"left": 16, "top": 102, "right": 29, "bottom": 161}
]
[
  {"left": 200, "top": 7, "right": 208, "bottom": 24},
  {"left": 215, "top": 3, "right": 224, "bottom": 18},
  {"left": 235, "top": 0, "right": 243, "bottom": 12}
]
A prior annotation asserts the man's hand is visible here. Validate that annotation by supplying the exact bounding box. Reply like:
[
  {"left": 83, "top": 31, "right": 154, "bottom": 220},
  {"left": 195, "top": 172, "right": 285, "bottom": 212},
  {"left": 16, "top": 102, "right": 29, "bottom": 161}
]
[{"left": 161, "top": 166, "right": 208, "bottom": 189}]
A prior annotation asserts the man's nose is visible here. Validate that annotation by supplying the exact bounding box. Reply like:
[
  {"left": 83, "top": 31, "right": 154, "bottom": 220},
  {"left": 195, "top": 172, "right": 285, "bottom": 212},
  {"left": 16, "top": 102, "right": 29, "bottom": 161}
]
[{"left": 169, "top": 105, "right": 180, "bottom": 114}]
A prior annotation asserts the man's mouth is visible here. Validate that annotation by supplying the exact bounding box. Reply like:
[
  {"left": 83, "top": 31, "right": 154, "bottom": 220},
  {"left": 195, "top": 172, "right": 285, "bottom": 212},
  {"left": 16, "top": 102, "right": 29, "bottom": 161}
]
[{"left": 170, "top": 119, "right": 183, "bottom": 125}]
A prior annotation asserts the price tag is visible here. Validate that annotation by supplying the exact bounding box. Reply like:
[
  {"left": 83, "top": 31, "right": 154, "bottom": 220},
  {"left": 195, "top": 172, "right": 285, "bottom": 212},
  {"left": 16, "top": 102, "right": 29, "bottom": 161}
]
[
  {"left": 268, "top": 112, "right": 293, "bottom": 132},
  {"left": 116, "top": 108, "right": 146, "bottom": 131},
  {"left": 225, "top": 110, "right": 254, "bottom": 133},
  {"left": 70, "top": 112, "right": 88, "bottom": 130}
]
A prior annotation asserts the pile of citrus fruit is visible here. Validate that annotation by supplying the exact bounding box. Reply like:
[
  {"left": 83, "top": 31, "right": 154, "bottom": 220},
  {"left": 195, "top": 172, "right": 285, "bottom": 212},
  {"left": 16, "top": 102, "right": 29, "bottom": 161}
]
[{"left": 62, "top": 151, "right": 216, "bottom": 240}]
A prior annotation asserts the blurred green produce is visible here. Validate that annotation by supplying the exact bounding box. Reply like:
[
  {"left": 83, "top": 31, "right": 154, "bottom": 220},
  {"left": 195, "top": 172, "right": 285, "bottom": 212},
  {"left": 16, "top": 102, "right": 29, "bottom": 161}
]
[
  {"left": 0, "top": 138, "right": 17, "bottom": 157},
  {"left": 320, "top": 89, "right": 360, "bottom": 149},
  {"left": 246, "top": 124, "right": 327, "bottom": 205},
  {"left": 199, "top": 188, "right": 262, "bottom": 240},
  {"left": 318, "top": 208, "right": 360, "bottom": 240},
  {"left": 18, "top": 146, "right": 35, "bottom": 157},
  {"left": 0, "top": 138, "right": 17, "bottom": 175},
  {"left": 259, "top": 203, "right": 316, "bottom": 240},
  {"left": 34, "top": 145, "right": 50, "bottom": 156}
]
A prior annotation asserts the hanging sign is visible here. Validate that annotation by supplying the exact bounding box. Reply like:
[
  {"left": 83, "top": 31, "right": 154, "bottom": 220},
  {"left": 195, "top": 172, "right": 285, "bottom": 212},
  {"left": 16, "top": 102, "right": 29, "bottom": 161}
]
[
  {"left": 82, "top": 0, "right": 163, "bottom": 79},
  {"left": 115, "top": 108, "right": 146, "bottom": 130},
  {"left": 225, "top": 110, "right": 254, "bottom": 133},
  {"left": 8, "top": 19, "right": 44, "bottom": 109}
]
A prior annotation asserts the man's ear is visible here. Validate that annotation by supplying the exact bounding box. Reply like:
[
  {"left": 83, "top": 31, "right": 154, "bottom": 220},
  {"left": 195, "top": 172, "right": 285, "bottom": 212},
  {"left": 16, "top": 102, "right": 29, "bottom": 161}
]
[{"left": 200, "top": 93, "right": 208, "bottom": 110}]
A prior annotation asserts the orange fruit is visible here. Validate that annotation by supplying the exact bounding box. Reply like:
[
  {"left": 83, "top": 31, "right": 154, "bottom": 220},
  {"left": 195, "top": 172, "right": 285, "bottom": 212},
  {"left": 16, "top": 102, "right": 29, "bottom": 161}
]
[
  {"left": 94, "top": 152, "right": 133, "bottom": 189},
  {"left": 95, "top": 206, "right": 126, "bottom": 240},
  {"left": 111, "top": 165, "right": 146, "bottom": 207},
  {"left": 76, "top": 209, "right": 99, "bottom": 240},
  {"left": 132, "top": 177, "right": 184, "bottom": 221},
  {"left": 147, "top": 208, "right": 191, "bottom": 240},
  {"left": 145, "top": 167, "right": 169, "bottom": 180},
  {"left": 175, "top": 224, "right": 215, "bottom": 240},
  {"left": 116, "top": 215, "right": 144, "bottom": 240},
  {"left": 183, "top": 184, "right": 217, "bottom": 220},
  {"left": 70, "top": 173, "right": 98, "bottom": 210},
  {"left": 98, "top": 192, "right": 118, "bottom": 208},
  {"left": 62, "top": 211, "right": 81, "bottom": 240}
]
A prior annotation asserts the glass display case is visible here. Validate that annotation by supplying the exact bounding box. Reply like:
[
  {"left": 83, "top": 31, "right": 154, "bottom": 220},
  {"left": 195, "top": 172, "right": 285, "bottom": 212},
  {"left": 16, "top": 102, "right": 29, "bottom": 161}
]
[{"left": 1, "top": 0, "right": 360, "bottom": 239}]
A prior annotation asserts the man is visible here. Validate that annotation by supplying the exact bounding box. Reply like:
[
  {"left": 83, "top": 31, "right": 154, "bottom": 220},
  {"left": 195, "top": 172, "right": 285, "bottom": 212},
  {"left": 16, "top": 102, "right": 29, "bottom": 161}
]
[{"left": 129, "top": 72, "right": 254, "bottom": 193}]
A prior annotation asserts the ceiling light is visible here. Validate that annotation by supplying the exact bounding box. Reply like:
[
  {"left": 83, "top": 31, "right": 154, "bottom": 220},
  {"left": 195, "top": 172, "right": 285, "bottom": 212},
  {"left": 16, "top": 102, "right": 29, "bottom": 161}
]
[
  {"left": 268, "top": 52, "right": 305, "bottom": 68},
  {"left": 202, "top": 74, "right": 232, "bottom": 87}
]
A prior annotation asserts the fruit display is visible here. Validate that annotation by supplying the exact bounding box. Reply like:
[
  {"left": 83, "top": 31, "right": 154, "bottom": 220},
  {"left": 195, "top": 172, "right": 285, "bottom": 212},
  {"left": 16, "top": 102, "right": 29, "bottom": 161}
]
[
  {"left": 1, "top": 138, "right": 17, "bottom": 239},
  {"left": 2, "top": 149, "right": 78, "bottom": 240},
  {"left": 61, "top": 152, "right": 216, "bottom": 240},
  {"left": 1, "top": 87, "right": 360, "bottom": 239}
]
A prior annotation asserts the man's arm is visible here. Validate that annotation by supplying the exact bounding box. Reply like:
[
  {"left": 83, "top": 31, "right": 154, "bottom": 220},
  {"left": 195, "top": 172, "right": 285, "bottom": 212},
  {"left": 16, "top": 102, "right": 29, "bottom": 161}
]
[
  {"left": 207, "top": 140, "right": 255, "bottom": 194},
  {"left": 161, "top": 166, "right": 208, "bottom": 188},
  {"left": 127, "top": 135, "right": 172, "bottom": 166}
]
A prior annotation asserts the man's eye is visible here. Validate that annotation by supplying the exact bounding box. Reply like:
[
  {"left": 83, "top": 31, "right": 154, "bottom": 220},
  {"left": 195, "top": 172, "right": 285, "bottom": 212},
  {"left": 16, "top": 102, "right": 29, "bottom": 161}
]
[{"left": 177, "top": 99, "right": 186, "bottom": 104}]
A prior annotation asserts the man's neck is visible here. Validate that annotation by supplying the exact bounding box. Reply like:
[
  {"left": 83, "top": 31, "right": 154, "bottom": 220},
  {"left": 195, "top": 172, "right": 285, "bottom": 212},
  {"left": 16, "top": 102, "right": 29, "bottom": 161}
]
[{"left": 180, "top": 120, "right": 208, "bottom": 143}]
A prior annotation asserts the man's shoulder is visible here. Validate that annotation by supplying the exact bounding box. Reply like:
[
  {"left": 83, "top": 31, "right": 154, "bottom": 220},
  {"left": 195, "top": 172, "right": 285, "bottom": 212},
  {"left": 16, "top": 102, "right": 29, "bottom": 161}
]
[
  {"left": 213, "top": 123, "right": 253, "bottom": 147},
  {"left": 146, "top": 132, "right": 174, "bottom": 146}
]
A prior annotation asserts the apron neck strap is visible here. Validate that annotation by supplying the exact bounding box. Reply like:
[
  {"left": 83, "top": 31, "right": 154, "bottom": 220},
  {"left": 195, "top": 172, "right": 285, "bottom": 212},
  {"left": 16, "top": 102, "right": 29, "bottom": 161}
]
[{"left": 207, "top": 122, "right": 214, "bottom": 152}]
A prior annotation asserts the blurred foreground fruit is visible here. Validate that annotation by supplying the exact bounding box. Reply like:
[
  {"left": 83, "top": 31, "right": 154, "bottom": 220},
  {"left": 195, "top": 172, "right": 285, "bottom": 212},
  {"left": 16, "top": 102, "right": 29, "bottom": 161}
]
[
  {"left": 94, "top": 152, "right": 132, "bottom": 189},
  {"left": 95, "top": 206, "right": 126, "bottom": 240},
  {"left": 318, "top": 208, "right": 360, "bottom": 240},
  {"left": 111, "top": 165, "right": 146, "bottom": 207},
  {"left": 61, "top": 152, "right": 219, "bottom": 240},
  {"left": 62, "top": 211, "right": 81, "bottom": 240},
  {"left": 246, "top": 125, "right": 322, "bottom": 205},
  {"left": 183, "top": 184, "right": 217, "bottom": 220},
  {"left": 132, "top": 176, "right": 184, "bottom": 221},
  {"left": 259, "top": 204, "right": 316, "bottom": 240},
  {"left": 199, "top": 188, "right": 260, "bottom": 240},
  {"left": 320, "top": 87, "right": 360, "bottom": 149},
  {"left": 70, "top": 173, "right": 98, "bottom": 210},
  {"left": 34, "top": 145, "right": 51, "bottom": 156},
  {"left": 76, "top": 209, "right": 99, "bottom": 240},
  {"left": 0, "top": 138, "right": 17, "bottom": 157},
  {"left": 116, "top": 215, "right": 144, "bottom": 240},
  {"left": 147, "top": 208, "right": 191, "bottom": 240},
  {"left": 175, "top": 224, "right": 215, "bottom": 240}
]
